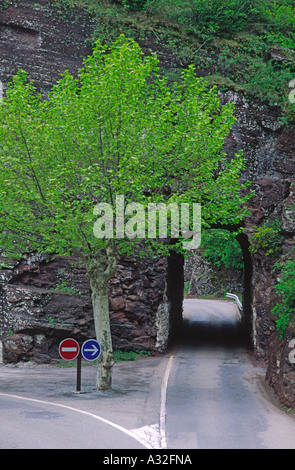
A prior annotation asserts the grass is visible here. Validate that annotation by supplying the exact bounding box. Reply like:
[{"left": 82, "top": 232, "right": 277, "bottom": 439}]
[
  {"left": 57, "top": 349, "right": 151, "bottom": 366},
  {"left": 113, "top": 349, "right": 151, "bottom": 362}
]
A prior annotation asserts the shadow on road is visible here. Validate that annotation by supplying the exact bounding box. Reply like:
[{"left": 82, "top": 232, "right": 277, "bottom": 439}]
[{"left": 178, "top": 318, "right": 250, "bottom": 351}]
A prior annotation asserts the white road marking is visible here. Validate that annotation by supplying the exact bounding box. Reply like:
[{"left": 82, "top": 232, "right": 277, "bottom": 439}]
[
  {"left": 130, "top": 423, "right": 161, "bottom": 449},
  {"left": 159, "top": 355, "right": 174, "bottom": 449},
  {"left": 0, "top": 392, "right": 152, "bottom": 449}
]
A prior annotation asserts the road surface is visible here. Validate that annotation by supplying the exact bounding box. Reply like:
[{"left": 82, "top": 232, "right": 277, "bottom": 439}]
[
  {"left": 165, "top": 299, "right": 295, "bottom": 449},
  {"left": 0, "top": 393, "right": 146, "bottom": 449},
  {"left": 1, "top": 299, "right": 295, "bottom": 449}
]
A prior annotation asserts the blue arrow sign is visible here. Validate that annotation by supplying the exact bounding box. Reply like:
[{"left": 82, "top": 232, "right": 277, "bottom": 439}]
[{"left": 81, "top": 339, "right": 101, "bottom": 361}]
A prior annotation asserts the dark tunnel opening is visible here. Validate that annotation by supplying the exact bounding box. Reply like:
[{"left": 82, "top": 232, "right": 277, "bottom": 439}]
[{"left": 166, "top": 231, "right": 254, "bottom": 351}]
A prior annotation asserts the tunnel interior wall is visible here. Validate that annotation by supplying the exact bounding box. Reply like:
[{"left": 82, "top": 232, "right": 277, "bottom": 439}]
[
  {"left": 166, "top": 251, "right": 184, "bottom": 348},
  {"left": 236, "top": 233, "right": 254, "bottom": 349}
]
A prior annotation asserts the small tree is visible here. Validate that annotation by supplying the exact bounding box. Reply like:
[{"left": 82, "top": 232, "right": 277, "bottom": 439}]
[
  {"left": 272, "top": 257, "right": 295, "bottom": 337},
  {"left": 0, "top": 35, "right": 250, "bottom": 389}
]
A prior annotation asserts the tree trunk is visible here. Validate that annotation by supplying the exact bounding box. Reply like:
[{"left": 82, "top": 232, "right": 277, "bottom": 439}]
[
  {"left": 86, "top": 244, "right": 117, "bottom": 390},
  {"left": 91, "top": 278, "right": 114, "bottom": 390}
]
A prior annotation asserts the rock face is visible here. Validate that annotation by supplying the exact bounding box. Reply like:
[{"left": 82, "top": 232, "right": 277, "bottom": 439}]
[
  {"left": 220, "top": 91, "right": 295, "bottom": 406},
  {"left": 184, "top": 252, "right": 244, "bottom": 298},
  {"left": 0, "top": 1, "right": 294, "bottom": 406},
  {"left": 0, "top": 0, "right": 95, "bottom": 94},
  {"left": 0, "top": 252, "right": 171, "bottom": 363}
]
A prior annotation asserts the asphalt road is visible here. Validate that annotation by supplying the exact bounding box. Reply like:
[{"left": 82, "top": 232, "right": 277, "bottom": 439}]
[
  {"left": 1, "top": 298, "right": 295, "bottom": 449},
  {"left": 166, "top": 299, "right": 295, "bottom": 449},
  {"left": 0, "top": 394, "right": 145, "bottom": 449}
]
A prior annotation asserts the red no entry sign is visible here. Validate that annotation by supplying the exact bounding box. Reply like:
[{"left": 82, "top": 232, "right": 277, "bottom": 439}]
[{"left": 59, "top": 338, "right": 80, "bottom": 361}]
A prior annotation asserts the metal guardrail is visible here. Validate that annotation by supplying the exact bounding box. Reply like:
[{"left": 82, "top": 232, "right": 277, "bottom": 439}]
[{"left": 226, "top": 292, "right": 243, "bottom": 320}]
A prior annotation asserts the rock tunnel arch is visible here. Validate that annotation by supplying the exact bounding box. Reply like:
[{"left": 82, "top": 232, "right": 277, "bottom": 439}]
[{"left": 166, "top": 228, "right": 254, "bottom": 350}]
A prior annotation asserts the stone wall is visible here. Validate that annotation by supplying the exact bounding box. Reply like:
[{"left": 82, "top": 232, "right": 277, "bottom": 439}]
[{"left": 0, "top": 252, "right": 170, "bottom": 363}]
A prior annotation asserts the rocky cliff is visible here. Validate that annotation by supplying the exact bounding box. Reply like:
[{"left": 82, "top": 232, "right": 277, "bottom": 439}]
[{"left": 0, "top": 0, "right": 95, "bottom": 94}]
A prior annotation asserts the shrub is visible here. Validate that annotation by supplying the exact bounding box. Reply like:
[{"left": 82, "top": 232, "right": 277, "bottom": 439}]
[
  {"left": 264, "top": 1, "right": 295, "bottom": 33},
  {"left": 201, "top": 229, "right": 244, "bottom": 270},
  {"left": 272, "top": 258, "right": 295, "bottom": 336},
  {"left": 249, "top": 219, "right": 283, "bottom": 256},
  {"left": 111, "top": 0, "right": 148, "bottom": 11},
  {"left": 113, "top": 349, "right": 151, "bottom": 362},
  {"left": 145, "top": 0, "right": 268, "bottom": 36}
]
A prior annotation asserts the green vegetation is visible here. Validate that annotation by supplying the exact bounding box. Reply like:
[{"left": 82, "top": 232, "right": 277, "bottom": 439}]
[
  {"left": 249, "top": 218, "right": 283, "bottom": 256},
  {"left": 272, "top": 257, "right": 295, "bottom": 336},
  {"left": 113, "top": 349, "right": 151, "bottom": 362},
  {"left": 201, "top": 229, "right": 244, "bottom": 270},
  {"left": 48, "top": 0, "right": 295, "bottom": 120},
  {"left": 0, "top": 1, "right": 10, "bottom": 9},
  {"left": 57, "top": 349, "right": 150, "bottom": 366},
  {"left": 57, "top": 360, "right": 77, "bottom": 367},
  {"left": 50, "top": 281, "right": 82, "bottom": 296},
  {"left": 143, "top": 0, "right": 268, "bottom": 35}
]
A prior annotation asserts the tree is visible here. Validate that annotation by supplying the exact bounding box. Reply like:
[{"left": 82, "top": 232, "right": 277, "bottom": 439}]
[{"left": 0, "top": 35, "right": 250, "bottom": 389}]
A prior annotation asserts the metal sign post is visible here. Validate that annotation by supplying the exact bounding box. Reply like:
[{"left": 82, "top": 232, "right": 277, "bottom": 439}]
[
  {"left": 59, "top": 338, "right": 81, "bottom": 392},
  {"left": 59, "top": 338, "right": 101, "bottom": 393},
  {"left": 76, "top": 353, "right": 82, "bottom": 392}
]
